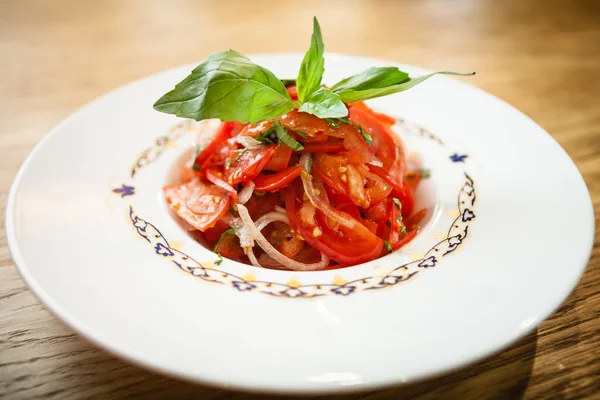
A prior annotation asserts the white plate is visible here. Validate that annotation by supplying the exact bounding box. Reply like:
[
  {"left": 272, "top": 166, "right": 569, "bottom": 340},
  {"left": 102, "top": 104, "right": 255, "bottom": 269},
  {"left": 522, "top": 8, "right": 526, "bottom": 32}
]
[{"left": 6, "top": 54, "right": 594, "bottom": 394}]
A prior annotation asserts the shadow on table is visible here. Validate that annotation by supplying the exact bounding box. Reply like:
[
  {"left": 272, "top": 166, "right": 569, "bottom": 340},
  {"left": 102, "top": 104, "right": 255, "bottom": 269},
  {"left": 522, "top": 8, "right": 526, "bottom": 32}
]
[{"left": 84, "top": 329, "right": 538, "bottom": 400}]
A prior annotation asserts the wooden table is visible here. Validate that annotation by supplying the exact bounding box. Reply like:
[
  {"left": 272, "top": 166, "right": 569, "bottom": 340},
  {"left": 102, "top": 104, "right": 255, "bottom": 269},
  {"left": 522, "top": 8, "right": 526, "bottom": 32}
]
[{"left": 1, "top": 0, "right": 598, "bottom": 398}]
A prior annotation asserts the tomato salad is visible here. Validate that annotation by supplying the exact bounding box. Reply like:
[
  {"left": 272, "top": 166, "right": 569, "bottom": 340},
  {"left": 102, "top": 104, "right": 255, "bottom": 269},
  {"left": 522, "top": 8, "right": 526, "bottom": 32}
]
[
  {"left": 154, "top": 17, "right": 473, "bottom": 271},
  {"left": 165, "top": 99, "right": 426, "bottom": 270}
]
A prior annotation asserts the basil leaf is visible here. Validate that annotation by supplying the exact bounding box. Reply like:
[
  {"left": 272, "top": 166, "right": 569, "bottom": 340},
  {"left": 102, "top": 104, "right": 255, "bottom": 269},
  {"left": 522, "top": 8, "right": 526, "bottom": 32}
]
[
  {"left": 274, "top": 122, "right": 304, "bottom": 151},
  {"left": 153, "top": 50, "right": 294, "bottom": 124},
  {"left": 331, "top": 67, "right": 409, "bottom": 92},
  {"left": 298, "top": 87, "right": 348, "bottom": 119},
  {"left": 296, "top": 17, "right": 324, "bottom": 103},
  {"left": 334, "top": 71, "right": 476, "bottom": 102}
]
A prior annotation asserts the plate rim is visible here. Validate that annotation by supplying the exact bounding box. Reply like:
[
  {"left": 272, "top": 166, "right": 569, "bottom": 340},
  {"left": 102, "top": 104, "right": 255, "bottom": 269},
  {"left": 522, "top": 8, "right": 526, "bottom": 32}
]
[{"left": 5, "top": 52, "right": 595, "bottom": 394}]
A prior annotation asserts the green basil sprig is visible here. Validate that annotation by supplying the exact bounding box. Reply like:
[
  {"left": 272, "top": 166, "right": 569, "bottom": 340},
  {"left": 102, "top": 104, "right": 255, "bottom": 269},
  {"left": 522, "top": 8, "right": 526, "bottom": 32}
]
[
  {"left": 154, "top": 50, "right": 294, "bottom": 124},
  {"left": 153, "top": 17, "right": 474, "bottom": 124}
]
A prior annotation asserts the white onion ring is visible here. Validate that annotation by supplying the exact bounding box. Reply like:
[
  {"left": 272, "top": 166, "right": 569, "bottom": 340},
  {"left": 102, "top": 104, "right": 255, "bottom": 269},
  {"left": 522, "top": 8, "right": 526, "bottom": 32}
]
[
  {"left": 237, "top": 204, "right": 329, "bottom": 271},
  {"left": 255, "top": 211, "right": 289, "bottom": 231},
  {"left": 274, "top": 205, "right": 287, "bottom": 214},
  {"left": 299, "top": 153, "right": 356, "bottom": 229},
  {"left": 246, "top": 247, "right": 263, "bottom": 268},
  {"left": 237, "top": 181, "right": 255, "bottom": 205}
]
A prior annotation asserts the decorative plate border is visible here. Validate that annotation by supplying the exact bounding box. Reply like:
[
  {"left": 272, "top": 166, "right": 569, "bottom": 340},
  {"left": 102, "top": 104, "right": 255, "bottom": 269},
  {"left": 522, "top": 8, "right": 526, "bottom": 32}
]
[{"left": 112, "top": 118, "right": 476, "bottom": 298}]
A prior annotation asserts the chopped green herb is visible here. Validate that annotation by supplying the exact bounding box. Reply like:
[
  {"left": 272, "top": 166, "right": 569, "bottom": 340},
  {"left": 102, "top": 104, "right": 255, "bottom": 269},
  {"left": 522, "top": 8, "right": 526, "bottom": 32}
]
[
  {"left": 384, "top": 241, "right": 393, "bottom": 253},
  {"left": 213, "top": 228, "right": 235, "bottom": 252},
  {"left": 234, "top": 148, "right": 248, "bottom": 165},
  {"left": 224, "top": 158, "right": 231, "bottom": 169},
  {"left": 274, "top": 122, "right": 304, "bottom": 151},
  {"left": 355, "top": 124, "right": 373, "bottom": 145},
  {"left": 392, "top": 197, "right": 402, "bottom": 209},
  {"left": 191, "top": 164, "right": 201, "bottom": 172},
  {"left": 420, "top": 168, "right": 431, "bottom": 179},
  {"left": 326, "top": 118, "right": 340, "bottom": 128},
  {"left": 229, "top": 206, "right": 239, "bottom": 218},
  {"left": 214, "top": 253, "right": 223, "bottom": 265}
]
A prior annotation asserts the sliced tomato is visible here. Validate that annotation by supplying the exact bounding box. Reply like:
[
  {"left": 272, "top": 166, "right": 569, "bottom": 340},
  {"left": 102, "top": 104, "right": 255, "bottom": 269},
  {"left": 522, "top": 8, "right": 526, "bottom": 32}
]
[
  {"left": 391, "top": 229, "right": 418, "bottom": 251},
  {"left": 286, "top": 85, "right": 298, "bottom": 100},
  {"left": 164, "top": 179, "right": 230, "bottom": 232},
  {"left": 180, "top": 166, "right": 202, "bottom": 183},
  {"left": 362, "top": 171, "right": 393, "bottom": 204},
  {"left": 281, "top": 185, "right": 383, "bottom": 265},
  {"left": 239, "top": 121, "right": 273, "bottom": 137},
  {"left": 405, "top": 170, "right": 422, "bottom": 191},
  {"left": 206, "top": 168, "right": 238, "bottom": 200},
  {"left": 368, "top": 164, "right": 415, "bottom": 216},
  {"left": 263, "top": 144, "right": 292, "bottom": 171},
  {"left": 366, "top": 198, "right": 392, "bottom": 222},
  {"left": 342, "top": 125, "right": 372, "bottom": 163},
  {"left": 313, "top": 212, "right": 384, "bottom": 265},
  {"left": 302, "top": 141, "right": 346, "bottom": 153},
  {"left": 214, "top": 233, "right": 245, "bottom": 259},
  {"left": 193, "top": 121, "right": 235, "bottom": 169},
  {"left": 362, "top": 219, "right": 379, "bottom": 235},
  {"left": 226, "top": 146, "right": 276, "bottom": 186},
  {"left": 349, "top": 107, "right": 397, "bottom": 169},
  {"left": 244, "top": 191, "right": 284, "bottom": 220},
  {"left": 312, "top": 153, "right": 348, "bottom": 197},
  {"left": 253, "top": 165, "right": 302, "bottom": 192},
  {"left": 202, "top": 220, "right": 230, "bottom": 244},
  {"left": 280, "top": 109, "right": 358, "bottom": 139},
  {"left": 269, "top": 222, "right": 303, "bottom": 258},
  {"left": 349, "top": 102, "right": 396, "bottom": 126}
]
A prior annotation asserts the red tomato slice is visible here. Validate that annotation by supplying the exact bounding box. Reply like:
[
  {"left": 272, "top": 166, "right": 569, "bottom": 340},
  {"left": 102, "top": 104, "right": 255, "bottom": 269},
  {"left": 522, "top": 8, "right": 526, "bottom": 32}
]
[
  {"left": 263, "top": 144, "right": 292, "bottom": 171},
  {"left": 362, "top": 171, "right": 393, "bottom": 204},
  {"left": 206, "top": 168, "right": 238, "bottom": 200},
  {"left": 302, "top": 141, "right": 346, "bottom": 153},
  {"left": 349, "top": 107, "right": 397, "bottom": 169},
  {"left": 193, "top": 121, "right": 235, "bottom": 168},
  {"left": 312, "top": 153, "right": 349, "bottom": 197},
  {"left": 239, "top": 121, "right": 273, "bottom": 137},
  {"left": 281, "top": 185, "right": 383, "bottom": 265},
  {"left": 368, "top": 164, "right": 415, "bottom": 216},
  {"left": 202, "top": 220, "right": 230, "bottom": 244},
  {"left": 214, "top": 233, "right": 245, "bottom": 259},
  {"left": 226, "top": 146, "right": 276, "bottom": 186},
  {"left": 391, "top": 229, "right": 418, "bottom": 251},
  {"left": 180, "top": 166, "right": 202, "bottom": 183},
  {"left": 244, "top": 191, "right": 284, "bottom": 220},
  {"left": 286, "top": 85, "right": 298, "bottom": 100},
  {"left": 280, "top": 109, "right": 357, "bottom": 139},
  {"left": 342, "top": 125, "right": 372, "bottom": 163},
  {"left": 348, "top": 102, "right": 396, "bottom": 126},
  {"left": 164, "top": 179, "right": 230, "bottom": 232},
  {"left": 253, "top": 165, "right": 302, "bottom": 192},
  {"left": 366, "top": 198, "right": 392, "bottom": 222}
]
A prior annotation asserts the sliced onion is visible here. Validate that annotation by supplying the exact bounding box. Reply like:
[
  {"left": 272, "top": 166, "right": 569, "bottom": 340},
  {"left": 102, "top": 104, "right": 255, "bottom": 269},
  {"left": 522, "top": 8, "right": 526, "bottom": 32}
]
[
  {"left": 247, "top": 248, "right": 263, "bottom": 268},
  {"left": 237, "top": 181, "right": 255, "bottom": 205},
  {"left": 274, "top": 205, "right": 287, "bottom": 214},
  {"left": 237, "top": 204, "right": 329, "bottom": 271},
  {"left": 255, "top": 211, "right": 289, "bottom": 231},
  {"left": 367, "top": 156, "right": 384, "bottom": 168},
  {"left": 234, "top": 135, "right": 265, "bottom": 149},
  {"left": 299, "top": 153, "right": 356, "bottom": 229}
]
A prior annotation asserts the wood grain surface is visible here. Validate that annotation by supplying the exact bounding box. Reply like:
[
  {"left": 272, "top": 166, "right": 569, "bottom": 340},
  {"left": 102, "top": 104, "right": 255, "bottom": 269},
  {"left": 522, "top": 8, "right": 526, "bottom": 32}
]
[{"left": 1, "top": 0, "right": 599, "bottom": 398}]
